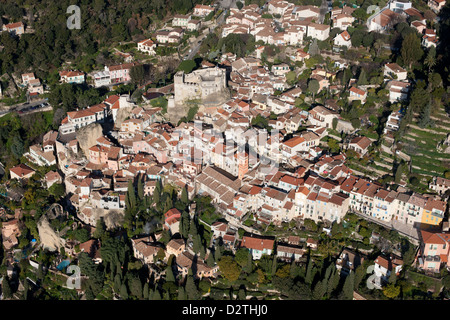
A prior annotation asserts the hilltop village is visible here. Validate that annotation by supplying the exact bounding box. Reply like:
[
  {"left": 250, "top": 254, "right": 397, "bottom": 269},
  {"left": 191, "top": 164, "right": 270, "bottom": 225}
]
[{"left": 0, "top": 0, "right": 449, "bottom": 301}]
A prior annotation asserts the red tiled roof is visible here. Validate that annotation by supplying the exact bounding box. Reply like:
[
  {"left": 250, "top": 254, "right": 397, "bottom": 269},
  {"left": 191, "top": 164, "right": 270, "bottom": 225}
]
[{"left": 241, "top": 234, "right": 274, "bottom": 251}]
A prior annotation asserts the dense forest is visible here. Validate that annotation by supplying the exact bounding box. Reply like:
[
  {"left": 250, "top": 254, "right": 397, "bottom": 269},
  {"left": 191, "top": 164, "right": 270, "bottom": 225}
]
[{"left": 0, "top": 0, "right": 211, "bottom": 81}]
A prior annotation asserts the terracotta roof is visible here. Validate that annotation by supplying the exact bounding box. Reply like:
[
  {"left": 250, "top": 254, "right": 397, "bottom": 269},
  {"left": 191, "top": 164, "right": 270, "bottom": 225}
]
[
  {"left": 421, "top": 230, "right": 450, "bottom": 245},
  {"left": 10, "top": 164, "right": 35, "bottom": 178},
  {"left": 241, "top": 233, "right": 275, "bottom": 251},
  {"left": 350, "top": 136, "right": 372, "bottom": 150}
]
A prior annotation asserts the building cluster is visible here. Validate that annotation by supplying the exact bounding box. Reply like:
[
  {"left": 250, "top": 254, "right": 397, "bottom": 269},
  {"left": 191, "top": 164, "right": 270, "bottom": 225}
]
[
  {"left": 2, "top": 0, "right": 449, "bottom": 285},
  {"left": 368, "top": 0, "right": 439, "bottom": 47},
  {"left": 223, "top": 1, "right": 331, "bottom": 46}
]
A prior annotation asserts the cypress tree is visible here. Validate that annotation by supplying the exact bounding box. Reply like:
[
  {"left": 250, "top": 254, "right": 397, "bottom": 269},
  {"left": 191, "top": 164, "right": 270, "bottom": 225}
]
[
  {"left": 1, "top": 276, "right": 12, "bottom": 299},
  {"left": 181, "top": 185, "right": 189, "bottom": 204},
  {"left": 113, "top": 274, "right": 122, "bottom": 293},
  {"left": 305, "top": 257, "right": 314, "bottom": 285},
  {"left": 126, "top": 180, "right": 136, "bottom": 209},
  {"left": 166, "top": 265, "right": 176, "bottom": 283},
  {"left": 137, "top": 175, "right": 144, "bottom": 201},
  {"left": 143, "top": 283, "right": 149, "bottom": 300},
  {"left": 327, "top": 269, "right": 340, "bottom": 297},
  {"left": 207, "top": 250, "right": 215, "bottom": 268},
  {"left": 178, "top": 286, "right": 186, "bottom": 300},
  {"left": 340, "top": 271, "right": 355, "bottom": 300},
  {"left": 271, "top": 257, "right": 277, "bottom": 277},
  {"left": 120, "top": 282, "right": 129, "bottom": 300},
  {"left": 312, "top": 279, "right": 327, "bottom": 300}
]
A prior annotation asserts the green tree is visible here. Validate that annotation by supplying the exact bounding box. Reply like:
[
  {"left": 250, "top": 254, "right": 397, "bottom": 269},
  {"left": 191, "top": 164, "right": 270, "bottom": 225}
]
[
  {"left": 351, "top": 30, "right": 364, "bottom": 47},
  {"left": 312, "top": 279, "right": 327, "bottom": 300},
  {"left": 178, "top": 286, "right": 186, "bottom": 300},
  {"left": 48, "top": 183, "right": 65, "bottom": 199},
  {"left": 328, "top": 268, "right": 340, "bottom": 297},
  {"left": 185, "top": 276, "right": 200, "bottom": 300},
  {"left": 307, "top": 78, "right": 320, "bottom": 101},
  {"left": 308, "top": 39, "right": 319, "bottom": 56},
  {"left": 126, "top": 180, "right": 136, "bottom": 210},
  {"left": 271, "top": 257, "right": 278, "bottom": 277},
  {"left": 93, "top": 217, "right": 107, "bottom": 240},
  {"left": 383, "top": 283, "right": 400, "bottom": 299},
  {"left": 354, "top": 265, "right": 366, "bottom": 290},
  {"left": 1, "top": 276, "right": 12, "bottom": 299},
  {"left": 218, "top": 256, "right": 241, "bottom": 282},
  {"left": 177, "top": 60, "right": 196, "bottom": 73},
  {"left": 305, "top": 257, "right": 314, "bottom": 285},
  {"left": 424, "top": 46, "right": 436, "bottom": 73},
  {"left": 417, "top": 101, "right": 435, "bottom": 128},
  {"left": 401, "top": 33, "right": 423, "bottom": 69},
  {"left": 339, "top": 271, "right": 354, "bottom": 300},
  {"left": 120, "top": 283, "right": 129, "bottom": 300},
  {"left": 130, "top": 64, "right": 145, "bottom": 86},
  {"left": 235, "top": 248, "right": 250, "bottom": 268},
  {"left": 181, "top": 186, "right": 189, "bottom": 204},
  {"left": 357, "top": 69, "right": 368, "bottom": 86}
]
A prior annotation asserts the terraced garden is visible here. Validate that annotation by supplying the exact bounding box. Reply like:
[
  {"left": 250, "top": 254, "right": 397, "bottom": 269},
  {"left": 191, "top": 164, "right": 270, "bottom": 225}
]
[{"left": 400, "top": 106, "right": 450, "bottom": 178}]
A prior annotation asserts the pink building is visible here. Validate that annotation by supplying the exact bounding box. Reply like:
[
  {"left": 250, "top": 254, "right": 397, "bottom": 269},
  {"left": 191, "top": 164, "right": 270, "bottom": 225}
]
[
  {"left": 89, "top": 145, "right": 109, "bottom": 165},
  {"left": 416, "top": 230, "right": 450, "bottom": 273},
  {"left": 107, "top": 63, "right": 138, "bottom": 84}
]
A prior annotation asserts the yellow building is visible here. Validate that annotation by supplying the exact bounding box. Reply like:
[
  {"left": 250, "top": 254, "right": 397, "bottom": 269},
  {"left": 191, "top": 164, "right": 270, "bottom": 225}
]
[{"left": 421, "top": 199, "right": 446, "bottom": 226}]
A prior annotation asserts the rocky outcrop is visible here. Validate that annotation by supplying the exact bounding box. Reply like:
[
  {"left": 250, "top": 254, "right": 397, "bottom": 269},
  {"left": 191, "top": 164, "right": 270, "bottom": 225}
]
[
  {"left": 37, "top": 215, "right": 65, "bottom": 252},
  {"left": 113, "top": 106, "right": 133, "bottom": 128},
  {"left": 75, "top": 122, "right": 103, "bottom": 157}
]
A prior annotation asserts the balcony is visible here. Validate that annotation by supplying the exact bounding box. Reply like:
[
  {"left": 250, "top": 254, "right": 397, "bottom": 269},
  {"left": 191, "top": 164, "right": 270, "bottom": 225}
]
[{"left": 425, "top": 255, "right": 440, "bottom": 262}]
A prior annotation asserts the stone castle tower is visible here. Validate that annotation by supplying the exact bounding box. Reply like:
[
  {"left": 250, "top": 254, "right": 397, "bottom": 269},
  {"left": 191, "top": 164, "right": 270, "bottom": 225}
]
[{"left": 173, "top": 67, "right": 228, "bottom": 105}]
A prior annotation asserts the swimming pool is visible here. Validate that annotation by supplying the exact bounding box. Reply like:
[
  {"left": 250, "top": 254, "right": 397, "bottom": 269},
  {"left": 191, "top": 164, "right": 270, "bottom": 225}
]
[{"left": 56, "top": 259, "right": 71, "bottom": 271}]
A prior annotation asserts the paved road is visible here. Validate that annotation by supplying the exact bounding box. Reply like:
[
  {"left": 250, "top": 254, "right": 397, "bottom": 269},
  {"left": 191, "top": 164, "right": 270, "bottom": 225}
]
[
  {"left": 183, "top": 8, "right": 228, "bottom": 61},
  {"left": 0, "top": 98, "right": 49, "bottom": 118}
]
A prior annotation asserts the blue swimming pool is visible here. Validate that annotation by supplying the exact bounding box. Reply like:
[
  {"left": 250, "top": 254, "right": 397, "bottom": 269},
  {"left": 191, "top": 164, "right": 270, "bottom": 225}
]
[{"left": 56, "top": 260, "right": 71, "bottom": 271}]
